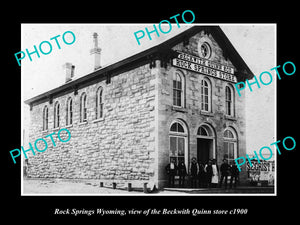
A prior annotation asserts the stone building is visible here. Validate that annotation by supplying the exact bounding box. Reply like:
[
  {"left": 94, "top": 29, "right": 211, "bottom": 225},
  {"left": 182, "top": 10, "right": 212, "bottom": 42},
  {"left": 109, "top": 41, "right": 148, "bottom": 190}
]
[{"left": 24, "top": 26, "right": 254, "bottom": 189}]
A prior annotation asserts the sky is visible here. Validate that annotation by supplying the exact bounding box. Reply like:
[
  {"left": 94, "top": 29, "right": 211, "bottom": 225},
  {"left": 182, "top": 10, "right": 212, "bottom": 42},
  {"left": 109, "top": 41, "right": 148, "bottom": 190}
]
[{"left": 21, "top": 23, "right": 276, "bottom": 153}]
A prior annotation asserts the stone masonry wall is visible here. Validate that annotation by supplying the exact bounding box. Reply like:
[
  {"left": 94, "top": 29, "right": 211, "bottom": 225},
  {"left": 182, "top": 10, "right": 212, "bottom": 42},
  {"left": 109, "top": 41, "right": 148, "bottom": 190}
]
[
  {"left": 26, "top": 29, "right": 249, "bottom": 189},
  {"left": 27, "top": 64, "right": 156, "bottom": 184},
  {"left": 156, "top": 31, "right": 247, "bottom": 187}
]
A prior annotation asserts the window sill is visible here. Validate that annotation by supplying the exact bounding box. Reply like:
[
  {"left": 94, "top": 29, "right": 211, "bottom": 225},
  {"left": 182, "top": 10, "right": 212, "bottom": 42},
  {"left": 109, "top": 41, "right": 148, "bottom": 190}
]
[
  {"left": 224, "top": 115, "right": 237, "bottom": 121},
  {"left": 65, "top": 124, "right": 73, "bottom": 128},
  {"left": 200, "top": 110, "right": 214, "bottom": 117},
  {"left": 42, "top": 130, "right": 49, "bottom": 134},
  {"left": 93, "top": 117, "right": 105, "bottom": 123},
  {"left": 53, "top": 127, "right": 60, "bottom": 132},
  {"left": 171, "top": 106, "right": 187, "bottom": 113},
  {"left": 79, "top": 121, "right": 88, "bottom": 126}
]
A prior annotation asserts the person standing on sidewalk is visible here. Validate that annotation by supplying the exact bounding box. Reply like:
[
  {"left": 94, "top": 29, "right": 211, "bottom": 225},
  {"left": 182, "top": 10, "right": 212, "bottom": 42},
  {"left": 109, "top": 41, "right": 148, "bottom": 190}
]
[
  {"left": 178, "top": 161, "right": 187, "bottom": 187},
  {"left": 198, "top": 162, "right": 206, "bottom": 188},
  {"left": 230, "top": 162, "right": 239, "bottom": 189},
  {"left": 204, "top": 159, "right": 213, "bottom": 188},
  {"left": 211, "top": 159, "right": 219, "bottom": 188},
  {"left": 190, "top": 157, "right": 199, "bottom": 188},
  {"left": 220, "top": 159, "right": 230, "bottom": 189},
  {"left": 165, "top": 158, "right": 177, "bottom": 187}
]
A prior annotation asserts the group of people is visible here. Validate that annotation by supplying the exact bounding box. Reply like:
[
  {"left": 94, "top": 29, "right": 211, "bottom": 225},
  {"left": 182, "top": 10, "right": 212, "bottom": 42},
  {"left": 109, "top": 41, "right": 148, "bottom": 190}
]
[{"left": 165, "top": 157, "right": 239, "bottom": 189}]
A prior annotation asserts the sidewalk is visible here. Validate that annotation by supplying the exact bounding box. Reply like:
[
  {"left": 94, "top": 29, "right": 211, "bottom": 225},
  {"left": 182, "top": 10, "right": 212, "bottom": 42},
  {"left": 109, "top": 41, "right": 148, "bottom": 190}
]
[
  {"left": 22, "top": 178, "right": 274, "bottom": 195},
  {"left": 23, "top": 178, "right": 133, "bottom": 194},
  {"left": 163, "top": 186, "right": 275, "bottom": 194}
]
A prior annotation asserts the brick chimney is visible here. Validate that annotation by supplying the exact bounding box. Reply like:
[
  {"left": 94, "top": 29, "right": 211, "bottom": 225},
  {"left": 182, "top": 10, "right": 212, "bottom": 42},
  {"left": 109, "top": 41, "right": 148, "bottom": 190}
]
[
  {"left": 63, "top": 62, "right": 75, "bottom": 83},
  {"left": 90, "top": 32, "right": 101, "bottom": 71}
]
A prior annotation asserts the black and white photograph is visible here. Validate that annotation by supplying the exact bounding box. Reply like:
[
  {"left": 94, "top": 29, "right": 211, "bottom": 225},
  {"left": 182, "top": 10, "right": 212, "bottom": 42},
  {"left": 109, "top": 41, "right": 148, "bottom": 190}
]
[
  {"left": 21, "top": 24, "right": 276, "bottom": 195},
  {"left": 4, "top": 4, "right": 298, "bottom": 221}
]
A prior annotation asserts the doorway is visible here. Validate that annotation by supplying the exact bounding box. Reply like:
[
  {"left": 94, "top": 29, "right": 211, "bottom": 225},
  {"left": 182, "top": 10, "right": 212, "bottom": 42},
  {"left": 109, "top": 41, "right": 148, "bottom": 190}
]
[{"left": 197, "top": 138, "right": 213, "bottom": 164}]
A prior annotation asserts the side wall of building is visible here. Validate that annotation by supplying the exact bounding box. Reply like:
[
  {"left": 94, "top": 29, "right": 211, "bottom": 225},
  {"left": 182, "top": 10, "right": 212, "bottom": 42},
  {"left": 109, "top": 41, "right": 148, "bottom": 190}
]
[
  {"left": 26, "top": 30, "right": 249, "bottom": 190},
  {"left": 27, "top": 64, "right": 157, "bottom": 187}
]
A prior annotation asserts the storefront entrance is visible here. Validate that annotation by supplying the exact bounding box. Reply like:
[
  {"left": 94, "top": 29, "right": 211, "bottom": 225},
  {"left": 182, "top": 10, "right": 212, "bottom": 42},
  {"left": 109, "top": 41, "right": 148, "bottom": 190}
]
[
  {"left": 197, "top": 138, "right": 213, "bottom": 164},
  {"left": 196, "top": 124, "right": 215, "bottom": 164}
]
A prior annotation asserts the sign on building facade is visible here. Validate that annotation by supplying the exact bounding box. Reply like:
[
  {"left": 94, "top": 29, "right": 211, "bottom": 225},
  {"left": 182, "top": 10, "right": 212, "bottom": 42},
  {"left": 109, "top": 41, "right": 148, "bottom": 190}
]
[{"left": 172, "top": 51, "right": 237, "bottom": 83}]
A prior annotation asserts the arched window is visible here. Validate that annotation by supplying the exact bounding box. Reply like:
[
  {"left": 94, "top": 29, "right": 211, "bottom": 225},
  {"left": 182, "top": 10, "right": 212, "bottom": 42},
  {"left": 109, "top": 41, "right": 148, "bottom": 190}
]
[
  {"left": 54, "top": 101, "right": 60, "bottom": 128},
  {"left": 173, "top": 71, "right": 185, "bottom": 107},
  {"left": 197, "top": 126, "right": 211, "bottom": 137},
  {"left": 201, "top": 78, "right": 212, "bottom": 112},
  {"left": 169, "top": 120, "right": 188, "bottom": 166},
  {"left": 42, "top": 105, "right": 48, "bottom": 131},
  {"left": 96, "top": 87, "right": 104, "bottom": 119},
  {"left": 225, "top": 85, "right": 234, "bottom": 116},
  {"left": 66, "top": 97, "right": 73, "bottom": 125},
  {"left": 224, "top": 129, "right": 234, "bottom": 138},
  {"left": 223, "top": 127, "right": 238, "bottom": 162},
  {"left": 80, "top": 93, "right": 87, "bottom": 122},
  {"left": 170, "top": 122, "right": 185, "bottom": 133}
]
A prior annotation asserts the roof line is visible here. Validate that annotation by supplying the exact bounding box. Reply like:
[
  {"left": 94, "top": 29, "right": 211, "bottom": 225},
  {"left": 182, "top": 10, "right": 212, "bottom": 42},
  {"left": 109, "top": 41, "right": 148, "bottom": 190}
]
[{"left": 24, "top": 25, "right": 254, "bottom": 105}]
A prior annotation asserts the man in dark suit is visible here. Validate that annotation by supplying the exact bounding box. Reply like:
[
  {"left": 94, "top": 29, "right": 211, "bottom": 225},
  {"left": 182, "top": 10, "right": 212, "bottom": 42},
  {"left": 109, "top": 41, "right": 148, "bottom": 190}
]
[
  {"left": 220, "top": 159, "right": 231, "bottom": 189},
  {"left": 204, "top": 159, "right": 213, "bottom": 188},
  {"left": 165, "top": 158, "right": 177, "bottom": 187},
  {"left": 190, "top": 157, "right": 199, "bottom": 188},
  {"left": 230, "top": 162, "right": 239, "bottom": 188},
  {"left": 178, "top": 161, "right": 187, "bottom": 187}
]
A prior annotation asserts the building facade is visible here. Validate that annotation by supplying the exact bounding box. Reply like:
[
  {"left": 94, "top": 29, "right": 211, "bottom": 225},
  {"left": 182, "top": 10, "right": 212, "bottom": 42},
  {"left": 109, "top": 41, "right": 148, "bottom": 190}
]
[{"left": 24, "top": 26, "right": 254, "bottom": 189}]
